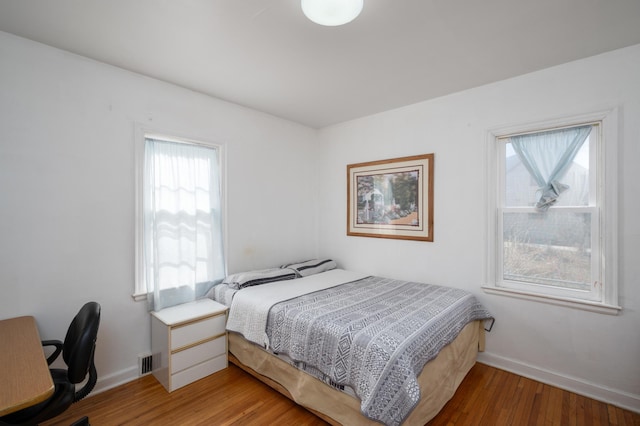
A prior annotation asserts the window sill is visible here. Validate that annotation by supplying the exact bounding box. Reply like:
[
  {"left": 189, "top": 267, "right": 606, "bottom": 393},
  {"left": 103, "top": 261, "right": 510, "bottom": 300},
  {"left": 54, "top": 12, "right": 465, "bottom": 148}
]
[
  {"left": 481, "top": 286, "right": 621, "bottom": 315},
  {"left": 132, "top": 293, "right": 147, "bottom": 302}
]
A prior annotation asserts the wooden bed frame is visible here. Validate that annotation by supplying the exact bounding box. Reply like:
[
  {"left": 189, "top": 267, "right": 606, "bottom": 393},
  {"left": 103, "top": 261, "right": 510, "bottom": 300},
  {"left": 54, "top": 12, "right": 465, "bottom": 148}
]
[{"left": 228, "top": 320, "right": 485, "bottom": 425}]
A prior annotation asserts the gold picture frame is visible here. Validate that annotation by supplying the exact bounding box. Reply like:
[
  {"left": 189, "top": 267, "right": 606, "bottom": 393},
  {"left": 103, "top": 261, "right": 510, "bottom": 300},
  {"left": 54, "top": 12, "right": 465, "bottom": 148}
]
[{"left": 347, "top": 154, "right": 434, "bottom": 241}]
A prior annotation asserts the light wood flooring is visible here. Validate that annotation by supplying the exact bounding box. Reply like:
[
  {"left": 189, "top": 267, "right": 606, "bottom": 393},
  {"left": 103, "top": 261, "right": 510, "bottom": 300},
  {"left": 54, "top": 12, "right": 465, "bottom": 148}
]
[{"left": 41, "top": 362, "right": 639, "bottom": 426}]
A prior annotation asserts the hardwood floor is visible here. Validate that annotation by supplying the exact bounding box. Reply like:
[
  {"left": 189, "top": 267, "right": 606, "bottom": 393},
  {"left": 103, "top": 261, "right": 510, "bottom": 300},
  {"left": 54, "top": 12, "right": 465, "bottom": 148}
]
[
  {"left": 42, "top": 363, "right": 639, "bottom": 426},
  {"left": 427, "top": 364, "right": 640, "bottom": 426}
]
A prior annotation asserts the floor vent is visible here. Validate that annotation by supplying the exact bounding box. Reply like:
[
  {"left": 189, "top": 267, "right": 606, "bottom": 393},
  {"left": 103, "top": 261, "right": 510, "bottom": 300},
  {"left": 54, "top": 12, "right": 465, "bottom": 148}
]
[{"left": 138, "top": 354, "right": 154, "bottom": 376}]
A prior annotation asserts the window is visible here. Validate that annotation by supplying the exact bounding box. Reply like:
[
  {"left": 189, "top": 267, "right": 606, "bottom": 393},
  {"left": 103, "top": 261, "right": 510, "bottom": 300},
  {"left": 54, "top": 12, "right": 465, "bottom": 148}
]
[
  {"left": 484, "top": 111, "right": 620, "bottom": 314},
  {"left": 134, "top": 131, "right": 225, "bottom": 311}
]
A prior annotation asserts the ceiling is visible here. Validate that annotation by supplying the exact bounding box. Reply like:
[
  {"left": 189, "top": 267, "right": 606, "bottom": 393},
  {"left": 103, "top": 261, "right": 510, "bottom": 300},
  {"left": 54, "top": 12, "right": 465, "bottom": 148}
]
[{"left": 1, "top": 1, "right": 640, "bottom": 129}]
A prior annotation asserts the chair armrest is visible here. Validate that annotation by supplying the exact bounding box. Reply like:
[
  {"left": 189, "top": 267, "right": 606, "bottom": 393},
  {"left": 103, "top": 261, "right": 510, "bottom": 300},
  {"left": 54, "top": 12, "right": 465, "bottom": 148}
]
[{"left": 42, "top": 339, "right": 64, "bottom": 365}]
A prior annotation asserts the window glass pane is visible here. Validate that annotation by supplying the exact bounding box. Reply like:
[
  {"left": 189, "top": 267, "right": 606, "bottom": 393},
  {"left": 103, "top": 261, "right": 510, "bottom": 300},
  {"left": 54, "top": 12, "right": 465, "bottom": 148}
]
[
  {"left": 504, "top": 135, "right": 590, "bottom": 207},
  {"left": 503, "top": 211, "right": 591, "bottom": 290},
  {"left": 555, "top": 138, "right": 589, "bottom": 207},
  {"left": 504, "top": 149, "right": 536, "bottom": 207}
]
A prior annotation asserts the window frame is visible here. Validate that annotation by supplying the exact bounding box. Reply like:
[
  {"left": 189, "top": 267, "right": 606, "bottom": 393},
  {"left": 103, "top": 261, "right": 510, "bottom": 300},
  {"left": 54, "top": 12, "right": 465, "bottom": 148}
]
[
  {"left": 133, "top": 126, "right": 227, "bottom": 301},
  {"left": 483, "top": 109, "right": 620, "bottom": 315}
]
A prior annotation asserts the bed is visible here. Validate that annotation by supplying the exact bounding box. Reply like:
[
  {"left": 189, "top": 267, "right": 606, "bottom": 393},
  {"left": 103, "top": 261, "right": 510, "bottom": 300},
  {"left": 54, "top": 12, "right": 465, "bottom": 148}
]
[{"left": 208, "top": 260, "right": 493, "bottom": 426}]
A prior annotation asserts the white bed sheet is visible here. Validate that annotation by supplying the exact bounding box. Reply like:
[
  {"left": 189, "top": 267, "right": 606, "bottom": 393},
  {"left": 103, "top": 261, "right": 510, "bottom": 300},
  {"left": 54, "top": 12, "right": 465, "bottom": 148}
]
[{"left": 225, "top": 269, "right": 368, "bottom": 348}]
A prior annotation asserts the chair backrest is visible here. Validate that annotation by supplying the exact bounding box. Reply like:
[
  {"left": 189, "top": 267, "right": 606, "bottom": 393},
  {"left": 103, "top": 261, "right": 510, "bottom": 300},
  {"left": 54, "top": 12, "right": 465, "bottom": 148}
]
[{"left": 62, "top": 302, "right": 101, "bottom": 384}]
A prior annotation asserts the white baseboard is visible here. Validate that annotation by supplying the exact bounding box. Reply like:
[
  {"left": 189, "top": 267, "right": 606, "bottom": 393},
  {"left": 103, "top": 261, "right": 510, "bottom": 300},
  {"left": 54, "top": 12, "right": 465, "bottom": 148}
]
[
  {"left": 477, "top": 352, "right": 640, "bottom": 414},
  {"left": 90, "top": 366, "right": 141, "bottom": 396}
]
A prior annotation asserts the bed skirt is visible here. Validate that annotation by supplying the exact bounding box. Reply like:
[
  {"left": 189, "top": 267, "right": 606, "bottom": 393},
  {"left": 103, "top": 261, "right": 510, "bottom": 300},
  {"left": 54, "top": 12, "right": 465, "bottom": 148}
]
[{"left": 228, "top": 320, "right": 485, "bottom": 425}]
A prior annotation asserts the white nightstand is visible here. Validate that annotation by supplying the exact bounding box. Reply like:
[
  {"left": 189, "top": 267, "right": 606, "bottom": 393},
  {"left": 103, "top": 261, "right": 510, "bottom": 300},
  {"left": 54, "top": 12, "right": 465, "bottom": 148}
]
[{"left": 151, "top": 298, "right": 228, "bottom": 392}]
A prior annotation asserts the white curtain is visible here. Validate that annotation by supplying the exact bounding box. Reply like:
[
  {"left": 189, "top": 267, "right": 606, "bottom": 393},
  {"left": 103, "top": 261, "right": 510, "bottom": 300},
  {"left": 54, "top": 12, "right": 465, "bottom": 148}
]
[
  {"left": 144, "top": 138, "right": 225, "bottom": 311},
  {"left": 510, "top": 125, "right": 591, "bottom": 211}
]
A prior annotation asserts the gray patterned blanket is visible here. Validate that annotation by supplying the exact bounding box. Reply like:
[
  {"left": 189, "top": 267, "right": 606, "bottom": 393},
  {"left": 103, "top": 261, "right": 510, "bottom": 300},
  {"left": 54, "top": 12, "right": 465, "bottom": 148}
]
[{"left": 266, "top": 275, "right": 492, "bottom": 426}]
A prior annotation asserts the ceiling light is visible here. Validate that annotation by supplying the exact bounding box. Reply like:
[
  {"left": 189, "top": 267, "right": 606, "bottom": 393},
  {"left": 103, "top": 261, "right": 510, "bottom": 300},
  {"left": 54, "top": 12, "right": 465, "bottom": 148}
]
[{"left": 301, "top": 0, "right": 364, "bottom": 26}]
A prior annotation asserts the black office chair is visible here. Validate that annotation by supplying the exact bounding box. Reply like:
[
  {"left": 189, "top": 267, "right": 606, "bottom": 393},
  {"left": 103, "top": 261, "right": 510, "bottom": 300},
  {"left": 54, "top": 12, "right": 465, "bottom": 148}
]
[{"left": 0, "top": 302, "right": 101, "bottom": 426}]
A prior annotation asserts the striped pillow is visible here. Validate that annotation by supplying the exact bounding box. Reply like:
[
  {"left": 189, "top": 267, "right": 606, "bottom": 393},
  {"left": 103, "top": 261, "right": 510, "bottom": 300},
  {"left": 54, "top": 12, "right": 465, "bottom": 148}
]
[
  {"left": 223, "top": 268, "right": 297, "bottom": 290},
  {"left": 281, "top": 258, "right": 337, "bottom": 277}
]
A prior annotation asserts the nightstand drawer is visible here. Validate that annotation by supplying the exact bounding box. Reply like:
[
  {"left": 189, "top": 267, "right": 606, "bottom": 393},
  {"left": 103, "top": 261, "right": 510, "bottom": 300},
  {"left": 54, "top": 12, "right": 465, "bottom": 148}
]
[
  {"left": 171, "top": 336, "right": 226, "bottom": 373},
  {"left": 170, "top": 314, "right": 226, "bottom": 350},
  {"left": 171, "top": 354, "right": 227, "bottom": 391}
]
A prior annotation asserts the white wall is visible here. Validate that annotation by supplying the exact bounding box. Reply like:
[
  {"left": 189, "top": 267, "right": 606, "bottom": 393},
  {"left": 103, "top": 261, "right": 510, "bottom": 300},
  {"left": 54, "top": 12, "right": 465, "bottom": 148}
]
[
  {"left": 317, "top": 45, "right": 640, "bottom": 411},
  {"left": 0, "top": 31, "right": 319, "bottom": 390}
]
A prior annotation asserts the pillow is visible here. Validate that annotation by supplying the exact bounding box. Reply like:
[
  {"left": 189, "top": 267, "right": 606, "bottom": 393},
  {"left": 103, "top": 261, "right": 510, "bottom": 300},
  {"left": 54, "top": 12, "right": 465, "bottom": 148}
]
[
  {"left": 222, "top": 268, "right": 297, "bottom": 290},
  {"left": 281, "top": 258, "right": 337, "bottom": 277},
  {"left": 206, "top": 283, "right": 238, "bottom": 307}
]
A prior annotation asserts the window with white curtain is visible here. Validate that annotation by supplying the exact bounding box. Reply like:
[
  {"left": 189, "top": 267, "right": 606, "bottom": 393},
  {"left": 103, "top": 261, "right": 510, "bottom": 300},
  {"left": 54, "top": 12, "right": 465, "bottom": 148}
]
[
  {"left": 484, "top": 111, "right": 620, "bottom": 314},
  {"left": 134, "top": 132, "right": 225, "bottom": 311}
]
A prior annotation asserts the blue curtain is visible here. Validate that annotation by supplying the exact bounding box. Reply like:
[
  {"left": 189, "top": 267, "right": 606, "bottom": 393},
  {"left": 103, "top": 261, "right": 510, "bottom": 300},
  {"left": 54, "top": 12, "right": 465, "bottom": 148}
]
[
  {"left": 144, "top": 139, "right": 225, "bottom": 311},
  {"left": 510, "top": 125, "right": 591, "bottom": 211}
]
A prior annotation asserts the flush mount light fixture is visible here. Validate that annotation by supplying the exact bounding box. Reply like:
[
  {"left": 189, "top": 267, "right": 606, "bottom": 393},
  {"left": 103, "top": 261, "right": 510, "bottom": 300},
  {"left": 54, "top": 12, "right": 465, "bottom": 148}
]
[{"left": 301, "top": 0, "right": 364, "bottom": 26}]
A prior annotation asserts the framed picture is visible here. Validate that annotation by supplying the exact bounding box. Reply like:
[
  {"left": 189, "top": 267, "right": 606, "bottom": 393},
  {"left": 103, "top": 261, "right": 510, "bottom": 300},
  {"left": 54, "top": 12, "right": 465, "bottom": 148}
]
[{"left": 347, "top": 154, "right": 434, "bottom": 241}]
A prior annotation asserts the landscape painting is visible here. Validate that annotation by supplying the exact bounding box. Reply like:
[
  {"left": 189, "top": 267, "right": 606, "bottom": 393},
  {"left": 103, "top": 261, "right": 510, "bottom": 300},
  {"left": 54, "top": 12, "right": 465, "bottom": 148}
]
[{"left": 347, "top": 154, "right": 434, "bottom": 241}]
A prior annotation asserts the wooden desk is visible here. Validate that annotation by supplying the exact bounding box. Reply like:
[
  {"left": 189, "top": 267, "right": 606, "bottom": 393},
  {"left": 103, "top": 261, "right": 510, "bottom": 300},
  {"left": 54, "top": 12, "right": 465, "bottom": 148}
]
[{"left": 0, "top": 316, "right": 54, "bottom": 417}]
